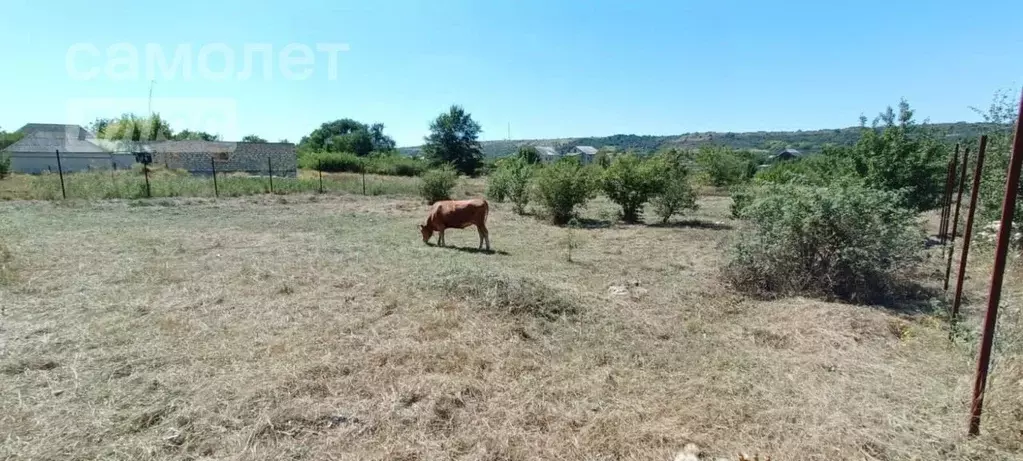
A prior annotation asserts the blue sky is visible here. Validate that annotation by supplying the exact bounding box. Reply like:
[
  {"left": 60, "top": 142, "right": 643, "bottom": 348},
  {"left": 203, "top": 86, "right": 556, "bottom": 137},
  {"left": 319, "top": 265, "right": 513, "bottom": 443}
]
[{"left": 1, "top": 0, "right": 1021, "bottom": 147}]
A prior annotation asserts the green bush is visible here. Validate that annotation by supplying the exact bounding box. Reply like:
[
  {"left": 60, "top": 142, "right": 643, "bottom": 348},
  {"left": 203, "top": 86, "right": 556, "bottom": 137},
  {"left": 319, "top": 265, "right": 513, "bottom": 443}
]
[
  {"left": 299, "top": 151, "right": 364, "bottom": 173},
  {"left": 817, "top": 99, "right": 947, "bottom": 212},
  {"left": 503, "top": 156, "right": 534, "bottom": 215},
  {"left": 650, "top": 152, "right": 698, "bottom": 223},
  {"left": 0, "top": 153, "right": 10, "bottom": 179},
  {"left": 729, "top": 186, "right": 754, "bottom": 219},
  {"left": 485, "top": 157, "right": 512, "bottom": 202},
  {"left": 600, "top": 153, "right": 662, "bottom": 223},
  {"left": 299, "top": 151, "right": 427, "bottom": 177},
  {"left": 485, "top": 170, "right": 509, "bottom": 202},
  {"left": 724, "top": 183, "right": 924, "bottom": 303},
  {"left": 419, "top": 167, "right": 459, "bottom": 204},
  {"left": 534, "top": 158, "right": 598, "bottom": 225},
  {"left": 695, "top": 145, "right": 759, "bottom": 187},
  {"left": 753, "top": 148, "right": 857, "bottom": 187},
  {"left": 365, "top": 153, "right": 427, "bottom": 177},
  {"left": 516, "top": 146, "right": 541, "bottom": 165},
  {"left": 973, "top": 90, "right": 1022, "bottom": 248}
]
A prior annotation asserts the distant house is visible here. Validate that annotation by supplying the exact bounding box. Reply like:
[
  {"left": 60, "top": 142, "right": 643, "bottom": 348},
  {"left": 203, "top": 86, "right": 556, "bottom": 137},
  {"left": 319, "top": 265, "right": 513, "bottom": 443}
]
[
  {"left": 568, "top": 146, "right": 598, "bottom": 164},
  {"left": 2, "top": 123, "right": 297, "bottom": 177},
  {"left": 536, "top": 146, "right": 560, "bottom": 163},
  {"left": 2, "top": 124, "right": 135, "bottom": 173},
  {"left": 769, "top": 148, "right": 802, "bottom": 162}
]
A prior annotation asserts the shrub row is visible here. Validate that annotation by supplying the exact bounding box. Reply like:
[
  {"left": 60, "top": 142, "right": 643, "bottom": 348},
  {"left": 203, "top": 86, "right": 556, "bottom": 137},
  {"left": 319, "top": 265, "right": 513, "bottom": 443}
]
[
  {"left": 484, "top": 150, "right": 699, "bottom": 225},
  {"left": 299, "top": 152, "right": 428, "bottom": 177}
]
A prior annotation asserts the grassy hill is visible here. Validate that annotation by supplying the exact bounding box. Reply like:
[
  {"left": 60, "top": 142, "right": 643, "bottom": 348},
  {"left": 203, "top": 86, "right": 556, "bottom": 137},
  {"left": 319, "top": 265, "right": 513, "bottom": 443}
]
[{"left": 399, "top": 121, "right": 997, "bottom": 158}]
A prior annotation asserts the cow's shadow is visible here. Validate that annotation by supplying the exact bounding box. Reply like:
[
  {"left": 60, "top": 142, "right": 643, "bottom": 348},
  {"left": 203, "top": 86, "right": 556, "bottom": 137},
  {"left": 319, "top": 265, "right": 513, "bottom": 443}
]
[{"left": 427, "top": 243, "right": 510, "bottom": 256}]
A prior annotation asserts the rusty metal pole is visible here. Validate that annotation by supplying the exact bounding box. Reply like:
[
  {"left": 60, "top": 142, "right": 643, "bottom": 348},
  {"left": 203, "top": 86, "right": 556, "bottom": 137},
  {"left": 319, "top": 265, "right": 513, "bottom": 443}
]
[
  {"left": 945, "top": 147, "right": 971, "bottom": 291},
  {"left": 939, "top": 159, "right": 953, "bottom": 243},
  {"left": 969, "top": 88, "right": 1023, "bottom": 437},
  {"left": 942, "top": 146, "right": 960, "bottom": 244},
  {"left": 144, "top": 163, "right": 151, "bottom": 198},
  {"left": 952, "top": 136, "right": 987, "bottom": 321}
]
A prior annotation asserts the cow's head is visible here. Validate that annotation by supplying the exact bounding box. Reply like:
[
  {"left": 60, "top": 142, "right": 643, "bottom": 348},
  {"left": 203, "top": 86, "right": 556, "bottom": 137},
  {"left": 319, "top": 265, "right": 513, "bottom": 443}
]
[{"left": 419, "top": 224, "right": 433, "bottom": 243}]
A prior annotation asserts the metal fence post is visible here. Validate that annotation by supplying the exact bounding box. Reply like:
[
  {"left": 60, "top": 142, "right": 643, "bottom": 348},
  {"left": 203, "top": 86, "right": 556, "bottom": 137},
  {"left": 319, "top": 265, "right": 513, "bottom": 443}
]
[
  {"left": 268, "top": 155, "right": 274, "bottom": 194},
  {"left": 144, "top": 163, "right": 151, "bottom": 198},
  {"left": 952, "top": 135, "right": 987, "bottom": 321},
  {"left": 211, "top": 156, "right": 219, "bottom": 197},
  {"left": 942, "top": 146, "right": 960, "bottom": 244},
  {"left": 318, "top": 159, "right": 324, "bottom": 193},
  {"left": 969, "top": 88, "right": 1023, "bottom": 437},
  {"left": 939, "top": 160, "right": 951, "bottom": 241},
  {"left": 55, "top": 149, "right": 66, "bottom": 199},
  {"left": 361, "top": 160, "right": 367, "bottom": 195},
  {"left": 945, "top": 147, "right": 971, "bottom": 291}
]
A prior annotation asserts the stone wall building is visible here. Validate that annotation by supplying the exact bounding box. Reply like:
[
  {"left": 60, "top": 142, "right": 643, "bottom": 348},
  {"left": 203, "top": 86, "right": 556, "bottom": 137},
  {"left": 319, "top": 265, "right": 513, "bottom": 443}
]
[{"left": 145, "top": 141, "right": 298, "bottom": 177}]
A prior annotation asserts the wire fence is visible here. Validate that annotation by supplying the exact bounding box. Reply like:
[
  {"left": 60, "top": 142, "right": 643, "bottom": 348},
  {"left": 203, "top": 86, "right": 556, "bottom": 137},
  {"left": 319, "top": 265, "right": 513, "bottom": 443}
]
[{"left": 8, "top": 150, "right": 422, "bottom": 201}]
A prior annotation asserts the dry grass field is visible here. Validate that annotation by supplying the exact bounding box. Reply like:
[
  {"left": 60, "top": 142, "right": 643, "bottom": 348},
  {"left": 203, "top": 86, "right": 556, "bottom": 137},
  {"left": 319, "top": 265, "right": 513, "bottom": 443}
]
[{"left": 2, "top": 190, "right": 1023, "bottom": 460}]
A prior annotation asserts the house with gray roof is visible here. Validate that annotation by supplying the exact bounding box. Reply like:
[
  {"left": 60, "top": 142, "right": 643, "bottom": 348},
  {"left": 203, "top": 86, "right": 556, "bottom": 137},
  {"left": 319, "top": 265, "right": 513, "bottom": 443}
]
[
  {"left": 2, "top": 123, "right": 296, "bottom": 176},
  {"left": 535, "top": 146, "right": 561, "bottom": 163},
  {"left": 2, "top": 124, "right": 136, "bottom": 173},
  {"left": 567, "top": 145, "right": 599, "bottom": 164},
  {"left": 769, "top": 148, "right": 802, "bottom": 162}
]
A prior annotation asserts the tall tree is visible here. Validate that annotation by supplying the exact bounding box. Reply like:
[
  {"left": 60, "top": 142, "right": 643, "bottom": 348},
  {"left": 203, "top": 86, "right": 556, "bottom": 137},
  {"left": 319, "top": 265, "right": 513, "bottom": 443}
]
[
  {"left": 330, "top": 130, "right": 374, "bottom": 156},
  {"left": 241, "top": 134, "right": 268, "bottom": 143},
  {"left": 297, "top": 118, "right": 392, "bottom": 156},
  {"left": 299, "top": 119, "right": 365, "bottom": 152},
  {"left": 369, "top": 123, "right": 397, "bottom": 151},
  {"left": 173, "top": 130, "right": 221, "bottom": 141},
  {"left": 96, "top": 113, "right": 173, "bottom": 150},
  {"left": 848, "top": 99, "right": 945, "bottom": 212},
  {"left": 517, "top": 145, "right": 541, "bottom": 164},
  {"left": 0, "top": 126, "right": 24, "bottom": 150},
  {"left": 422, "top": 105, "right": 484, "bottom": 175},
  {"left": 89, "top": 118, "right": 114, "bottom": 136}
]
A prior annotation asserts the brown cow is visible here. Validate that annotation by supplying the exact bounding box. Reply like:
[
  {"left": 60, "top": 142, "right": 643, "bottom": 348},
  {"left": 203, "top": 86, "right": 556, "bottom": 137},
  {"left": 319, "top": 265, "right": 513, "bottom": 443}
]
[{"left": 419, "top": 198, "right": 491, "bottom": 250}]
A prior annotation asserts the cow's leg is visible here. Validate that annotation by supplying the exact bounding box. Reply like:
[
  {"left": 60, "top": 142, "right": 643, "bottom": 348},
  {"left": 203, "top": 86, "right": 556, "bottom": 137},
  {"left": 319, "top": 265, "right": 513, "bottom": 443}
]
[
  {"left": 478, "top": 222, "right": 490, "bottom": 251},
  {"left": 477, "top": 225, "right": 484, "bottom": 249},
  {"left": 438, "top": 229, "right": 445, "bottom": 247}
]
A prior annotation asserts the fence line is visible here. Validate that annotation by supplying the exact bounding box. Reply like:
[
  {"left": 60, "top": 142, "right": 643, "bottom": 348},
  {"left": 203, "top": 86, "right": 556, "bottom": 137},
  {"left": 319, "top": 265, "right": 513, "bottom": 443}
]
[
  {"left": 9, "top": 151, "right": 420, "bottom": 201},
  {"left": 968, "top": 88, "right": 1023, "bottom": 437}
]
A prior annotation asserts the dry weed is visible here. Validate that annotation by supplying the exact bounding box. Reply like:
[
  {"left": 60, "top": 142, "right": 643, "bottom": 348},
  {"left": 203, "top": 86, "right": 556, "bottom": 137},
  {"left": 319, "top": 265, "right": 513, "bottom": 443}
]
[{"left": 0, "top": 194, "right": 1019, "bottom": 460}]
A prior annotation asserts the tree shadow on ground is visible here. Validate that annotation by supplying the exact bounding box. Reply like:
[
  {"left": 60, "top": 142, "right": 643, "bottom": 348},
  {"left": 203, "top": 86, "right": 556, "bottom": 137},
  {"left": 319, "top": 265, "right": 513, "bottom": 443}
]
[
  {"left": 731, "top": 278, "right": 948, "bottom": 315},
  {"left": 649, "top": 219, "right": 733, "bottom": 231},
  {"left": 427, "top": 243, "right": 510, "bottom": 256},
  {"left": 570, "top": 218, "right": 615, "bottom": 229},
  {"left": 870, "top": 281, "right": 948, "bottom": 314},
  {"left": 553, "top": 218, "right": 734, "bottom": 231}
]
